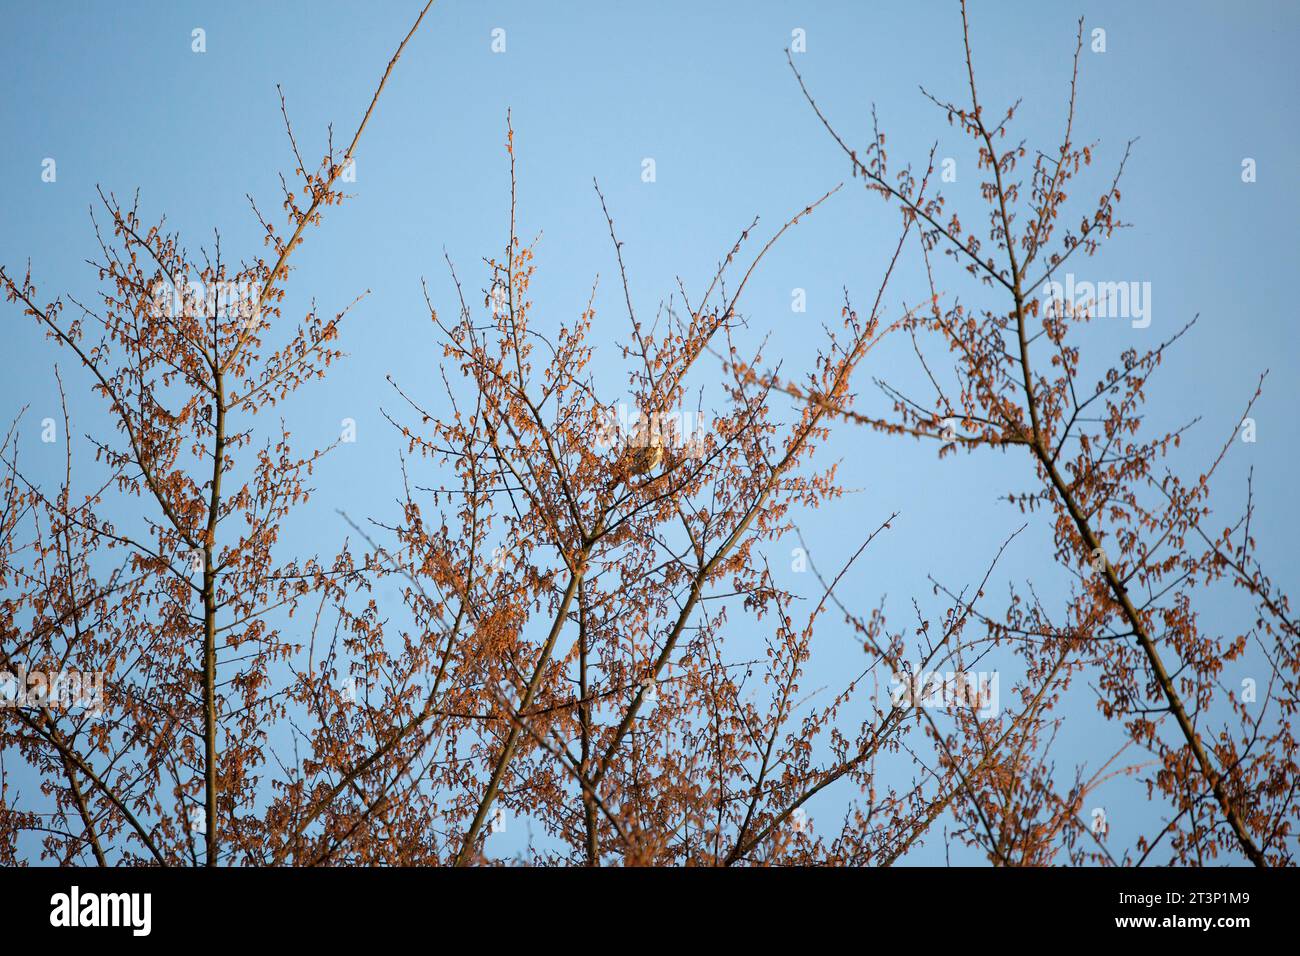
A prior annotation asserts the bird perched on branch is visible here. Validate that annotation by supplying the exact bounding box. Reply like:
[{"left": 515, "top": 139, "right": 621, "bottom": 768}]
[
  {"left": 624, "top": 433, "right": 664, "bottom": 477},
  {"left": 608, "top": 417, "right": 664, "bottom": 490}
]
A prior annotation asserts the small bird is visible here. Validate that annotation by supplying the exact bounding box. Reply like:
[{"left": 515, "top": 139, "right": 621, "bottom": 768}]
[
  {"left": 625, "top": 435, "right": 664, "bottom": 476},
  {"left": 608, "top": 420, "right": 664, "bottom": 489}
]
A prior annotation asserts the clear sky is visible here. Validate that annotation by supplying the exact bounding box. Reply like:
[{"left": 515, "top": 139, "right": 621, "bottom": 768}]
[{"left": 2, "top": 0, "right": 1298, "bottom": 863}]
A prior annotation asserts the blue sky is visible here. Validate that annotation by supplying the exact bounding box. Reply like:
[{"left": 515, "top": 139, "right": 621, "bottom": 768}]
[{"left": 2, "top": 0, "right": 1298, "bottom": 863}]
